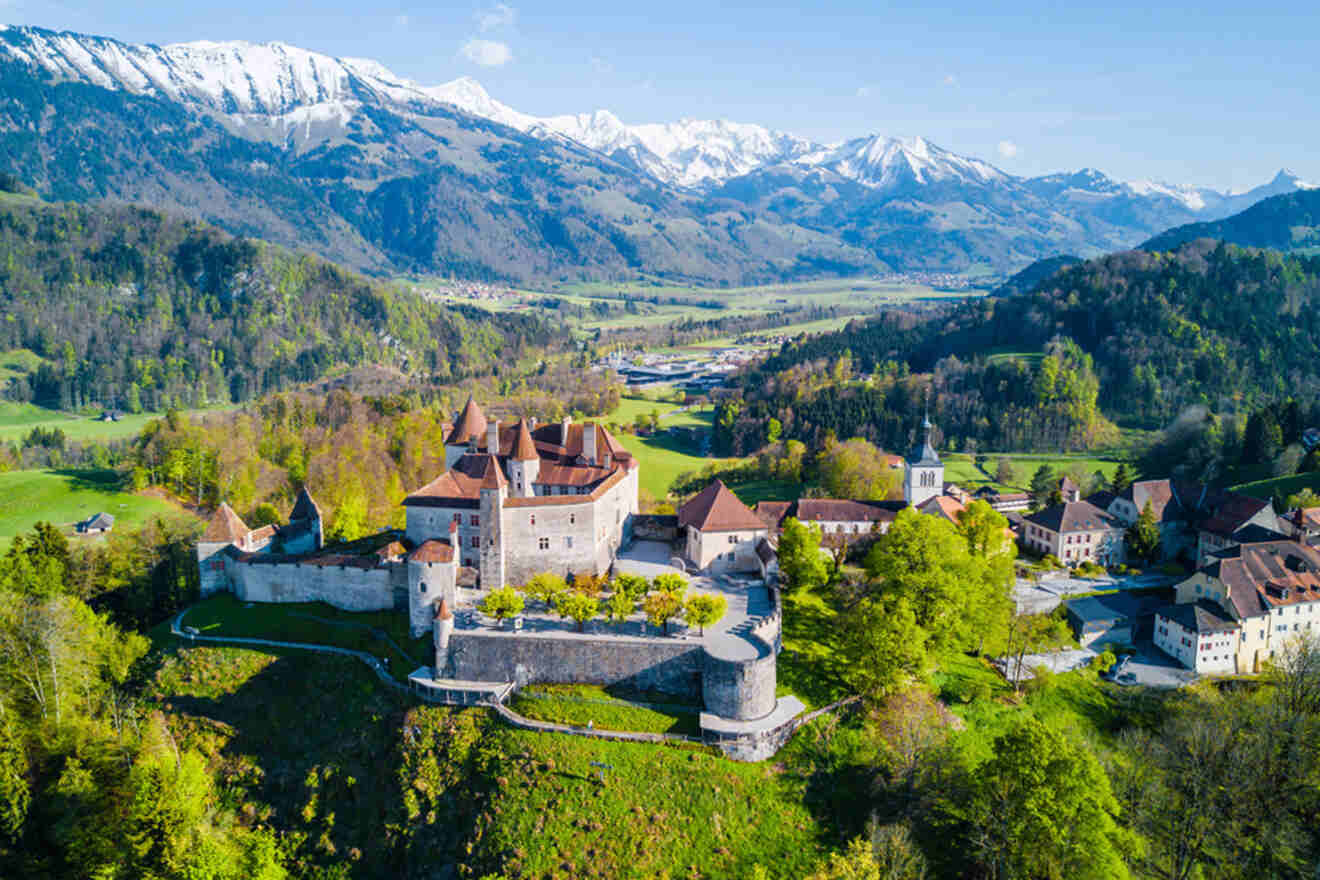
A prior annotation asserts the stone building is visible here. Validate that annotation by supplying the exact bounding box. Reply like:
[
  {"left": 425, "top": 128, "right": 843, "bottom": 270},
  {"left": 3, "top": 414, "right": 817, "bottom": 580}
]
[
  {"left": 678, "top": 480, "right": 770, "bottom": 573},
  {"left": 402, "top": 397, "right": 640, "bottom": 590}
]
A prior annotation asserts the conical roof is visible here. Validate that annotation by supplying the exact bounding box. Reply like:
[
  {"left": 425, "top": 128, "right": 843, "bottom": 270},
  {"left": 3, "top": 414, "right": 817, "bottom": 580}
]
[
  {"left": 512, "top": 418, "right": 538, "bottom": 461},
  {"left": 444, "top": 396, "right": 488, "bottom": 445},
  {"left": 290, "top": 487, "right": 321, "bottom": 522},
  {"left": 202, "top": 503, "right": 250, "bottom": 543}
]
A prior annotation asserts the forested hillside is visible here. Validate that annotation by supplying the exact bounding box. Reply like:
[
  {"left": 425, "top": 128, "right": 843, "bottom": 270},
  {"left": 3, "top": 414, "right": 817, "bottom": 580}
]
[
  {"left": 1141, "top": 189, "right": 1320, "bottom": 253},
  {"left": 726, "top": 240, "right": 1320, "bottom": 454},
  {"left": 0, "top": 197, "right": 551, "bottom": 411}
]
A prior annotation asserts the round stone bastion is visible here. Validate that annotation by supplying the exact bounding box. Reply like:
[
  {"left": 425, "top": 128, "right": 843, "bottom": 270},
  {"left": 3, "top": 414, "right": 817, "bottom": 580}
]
[{"left": 701, "top": 631, "right": 777, "bottom": 721}]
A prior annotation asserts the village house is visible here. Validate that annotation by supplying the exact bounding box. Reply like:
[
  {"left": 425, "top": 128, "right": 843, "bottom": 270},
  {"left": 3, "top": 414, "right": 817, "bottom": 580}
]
[
  {"left": 1169, "top": 539, "right": 1320, "bottom": 674},
  {"left": 1019, "top": 499, "right": 1127, "bottom": 566},
  {"left": 1153, "top": 600, "right": 1241, "bottom": 674},
  {"left": 678, "top": 480, "right": 771, "bottom": 574}
]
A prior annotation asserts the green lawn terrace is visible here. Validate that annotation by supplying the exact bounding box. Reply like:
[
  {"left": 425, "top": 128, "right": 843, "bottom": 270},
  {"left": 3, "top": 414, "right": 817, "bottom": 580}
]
[
  {"left": 942, "top": 452, "right": 1128, "bottom": 494},
  {"left": 0, "top": 467, "right": 186, "bottom": 548}
]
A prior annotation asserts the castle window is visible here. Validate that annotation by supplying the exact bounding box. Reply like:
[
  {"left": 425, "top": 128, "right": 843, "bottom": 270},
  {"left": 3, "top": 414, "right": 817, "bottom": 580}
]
[
  {"left": 530, "top": 514, "right": 535, "bottom": 526},
  {"left": 566, "top": 536, "right": 574, "bottom": 549},
  {"left": 470, "top": 536, "right": 479, "bottom": 548},
  {"left": 539, "top": 537, "right": 549, "bottom": 551},
  {"left": 452, "top": 513, "right": 461, "bottom": 523},
  {"left": 570, "top": 513, "right": 576, "bottom": 525},
  {"left": 470, "top": 515, "right": 479, "bottom": 526},
  {"left": 418, "top": 583, "right": 426, "bottom": 593}
]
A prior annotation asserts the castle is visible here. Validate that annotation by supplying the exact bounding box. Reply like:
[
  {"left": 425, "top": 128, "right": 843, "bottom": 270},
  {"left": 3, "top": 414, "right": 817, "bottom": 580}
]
[{"left": 192, "top": 402, "right": 948, "bottom": 759}]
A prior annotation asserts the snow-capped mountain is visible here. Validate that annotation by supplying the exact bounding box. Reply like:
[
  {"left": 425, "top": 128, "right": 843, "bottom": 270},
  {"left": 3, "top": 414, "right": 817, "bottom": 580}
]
[
  {"left": 0, "top": 24, "right": 1313, "bottom": 283},
  {"left": 800, "top": 135, "right": 1010, "bottom": 189}
]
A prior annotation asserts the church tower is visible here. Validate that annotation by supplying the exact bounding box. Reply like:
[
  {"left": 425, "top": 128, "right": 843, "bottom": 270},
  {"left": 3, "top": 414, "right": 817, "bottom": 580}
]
[{"left": 903, "top": 409, "right": 943, "bottom": 508}]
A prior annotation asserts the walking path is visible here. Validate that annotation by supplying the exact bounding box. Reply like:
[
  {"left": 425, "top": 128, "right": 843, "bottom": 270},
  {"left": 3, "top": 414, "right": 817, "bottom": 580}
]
[{"left": 169, "top": 604, "right": 856, "bottom": 759}]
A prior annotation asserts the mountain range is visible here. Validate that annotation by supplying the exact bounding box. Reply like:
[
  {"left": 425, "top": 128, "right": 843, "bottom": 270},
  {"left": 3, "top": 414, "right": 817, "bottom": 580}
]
[{"left": 0, "top": 24, "right": 1313, "bottom": 283}]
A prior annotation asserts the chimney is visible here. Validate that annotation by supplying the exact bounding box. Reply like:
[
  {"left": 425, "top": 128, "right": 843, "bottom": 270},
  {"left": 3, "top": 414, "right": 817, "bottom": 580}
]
[
  {"left": 530, "top": 416, "right": 538, "bottom": 430},
  {"left": 583, "top": 422, "right": 598, "bottom": 464},
  {"left": 487, "top": 419, "right": 499, "bottom": 455},
  {"left": 561, "top": 415, "right": 571, "bottom": 444}
]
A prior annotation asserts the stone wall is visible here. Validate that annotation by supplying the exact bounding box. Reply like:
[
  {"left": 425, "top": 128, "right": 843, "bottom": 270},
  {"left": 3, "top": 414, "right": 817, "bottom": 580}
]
[
  {"left": 688, "top": 527, "right": 768, "bottom": 571},
  {"left": 702, "top": 650, "right": 776, "bottom": 720},
  {"left": 197, "top": 542, "right": 231, "bottom": 598},
  {"left": 230, "top": 558, "right": 403, "bottom": 611},
  {"left": 408, "top": 558, "right": 458, "bottom": 637},
  {"left": 631, "top": 514, "right": 678, "bottom": 542},
  {"left": 406, "top": 505, "right": 482, "bottom": 568},
  {"left": 448, "top": 630, "right": 704, "bottom": 699}
]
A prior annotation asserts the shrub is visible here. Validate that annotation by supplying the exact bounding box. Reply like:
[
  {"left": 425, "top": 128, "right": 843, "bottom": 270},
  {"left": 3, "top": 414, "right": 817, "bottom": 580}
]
[
  {"left": 480, "top": 587, "right": 524, "bottom": 622},
  {"left": 611, "top": 573, "right": 649, "bottom": 600},
  {"left": 642, "top": 590, "right": 684, "bottom": 634},
  {"left": 523, "top": 572, "right": 569, "bottom": 606},
  {"left": 554, "top": 592, "right": 599, "bottom": 632},
  {"left": 652, "top": 572, "right": 688, "bottom": 596},
  {"left": 683, "top": 593, "right": 728, "bottom": 635}
]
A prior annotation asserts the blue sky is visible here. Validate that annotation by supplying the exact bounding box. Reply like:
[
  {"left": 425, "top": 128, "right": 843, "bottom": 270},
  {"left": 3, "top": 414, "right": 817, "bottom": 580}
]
[{"left": 3, "top": 0, "right": 1316, "bottom": 190}]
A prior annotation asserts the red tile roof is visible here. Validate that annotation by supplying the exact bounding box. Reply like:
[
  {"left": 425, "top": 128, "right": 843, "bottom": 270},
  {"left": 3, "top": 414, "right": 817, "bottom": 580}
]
[
  {"left": 202, "top": 503, "right": 250, "bottom": 543},
  {"left": 678, "top": 480, "right": 766, "bottom": 532},
  {"left": 445, "top": 396, "right": 488, "bottom": 445},
  {"left": 404, "top": 453, "right": 505, "bottom": 505},
  {"left": 1023, "top": 499, "right": 1123, "bottom": 534},
  {"left": 410, "top": 539, "right": 456, "bottom": 564},
  {"left": 512, "top": 418, "right": 537, "bottom": 461}
]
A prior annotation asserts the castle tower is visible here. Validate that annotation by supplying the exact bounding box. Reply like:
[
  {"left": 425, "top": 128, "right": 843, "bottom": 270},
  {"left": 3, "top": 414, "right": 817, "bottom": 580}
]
[
  {"left": 477, "top": 455, "right": 508, "bottom": 590},
  {"left": 288, "top": 487, "right": 323, "bottom": 551},
  {"left": 508, "top": 418, "right": 539, "bottom": 498},
  {"left": 904, "top": 410, "right": 944, "bottom": 508},
  {"left": 434, "top": 597, "right": 454, "bottom": 676},
  {"left": 197, "top": 503, "right": 250, "bottom": 597},
  {"left": 445, "top": 396, "right": 488, "bottom": 468}
]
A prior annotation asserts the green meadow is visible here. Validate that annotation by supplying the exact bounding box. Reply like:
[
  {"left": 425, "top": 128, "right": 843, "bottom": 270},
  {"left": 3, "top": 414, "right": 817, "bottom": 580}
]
[{"left": 0, "top": 467, "right": 183, "bottom": 546}]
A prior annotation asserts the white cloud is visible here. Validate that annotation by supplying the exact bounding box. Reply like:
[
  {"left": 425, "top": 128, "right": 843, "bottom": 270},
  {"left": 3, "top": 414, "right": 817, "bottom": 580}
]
[
  {"left": 856, "top": 86, "right": 871, "bottom": 98},
  {"left": 476, "top": 3, "right": 515, "bottom": 32},
  {"left": 997, "top": 140, "right": 1019, "bottom": 159},
  {"left": 460, "top": 38, "right": 513, "bottom": 67},
  {"left": 942, "top": 74, "right": 957, "bottom": 86}
]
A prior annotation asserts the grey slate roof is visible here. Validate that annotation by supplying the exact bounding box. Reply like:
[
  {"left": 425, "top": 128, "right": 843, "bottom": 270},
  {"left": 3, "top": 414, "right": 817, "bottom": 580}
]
[{"left": 1158, "top": 599, "right": 1240, "bottom": 635}]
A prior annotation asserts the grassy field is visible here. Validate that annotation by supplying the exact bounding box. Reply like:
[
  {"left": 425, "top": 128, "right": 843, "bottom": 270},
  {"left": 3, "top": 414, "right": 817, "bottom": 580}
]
[
  {"left": 179, "top": 593, "right": 433, "bottom": 680},
  {"left": 145, "top": 637, "right": 842, "bottom": 878},
  {"left": 0, "top": 468, "right": 183, "bottom": 546},
  {"left": 607, "top": 395, "right": 682, "bottom": 427},
  {"left": 1233, "top": 470, "right": 1320, "bottom": 501},
  {"left": 942, "top": 453, "right": 1128, "bottom": 493},
  {"left": 509, "top": 683, "right": 701, "bottom": 735},
  {"left": 0, "top": 400, "right": 234, "bottom": 445}
]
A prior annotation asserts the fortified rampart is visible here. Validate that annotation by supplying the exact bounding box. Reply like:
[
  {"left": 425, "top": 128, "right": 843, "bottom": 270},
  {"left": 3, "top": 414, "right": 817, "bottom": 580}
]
[
  {"left": 228, "top": 553, "right": 404, "bottom": 612},
  {"left": 449, "top": 630, "right": 705, "bottom": 699}
]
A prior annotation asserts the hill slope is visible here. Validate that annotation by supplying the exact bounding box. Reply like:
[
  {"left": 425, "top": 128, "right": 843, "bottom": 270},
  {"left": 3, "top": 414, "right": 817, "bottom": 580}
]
[
  {"left": 1141, "top": 186, "right": 1320, "bottom": 253},
  {"left": 741, "top": 241, "right": 1320, "bottom": 446},
  {"left": 0, "top": 196, "right": 547, "bottom": 411}
]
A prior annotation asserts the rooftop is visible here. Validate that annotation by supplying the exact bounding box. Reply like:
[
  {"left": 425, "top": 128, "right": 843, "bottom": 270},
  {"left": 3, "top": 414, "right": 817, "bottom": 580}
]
[{"left": 678, "top": 480, "right": 766, "bottom": 532}]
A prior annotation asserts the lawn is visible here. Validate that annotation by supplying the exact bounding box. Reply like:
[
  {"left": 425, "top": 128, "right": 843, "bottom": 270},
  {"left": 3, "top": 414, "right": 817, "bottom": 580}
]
[
  {"left": 608, "top": 395, "right": 681, "bottom": 427},
  {"left": 1232, "top": 470, "right": 1320, "bottom": 502},
  {"left": 178, "top": 593, "right": 432, "bottom": 680},
  {"left": 942, "top": 452, "right": 1128, "bottom": 493},
  {"left": 0, "top": 401, "right": 237, "bottom": 444},
  {"left": 0, "top": 467, "right": 184, "bottom": 547},
  {"left": 622, "top": 430, "right": 736, "bottom": 500},
  {"left": 509, "top": 683, "right": 701, "bottom": 735},
  {"left": 144, "top": 637, "right": 843, "bottom": 879},
  {"left": 468, "top": 722, "right": 830, "bottom": 879},
  {"left": 777, "top": 585, "right": 851, "bottom": 710}
]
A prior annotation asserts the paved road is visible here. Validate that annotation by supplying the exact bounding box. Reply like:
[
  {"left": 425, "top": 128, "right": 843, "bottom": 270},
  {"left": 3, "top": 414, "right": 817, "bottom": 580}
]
[
  {"left": 1115, "top": 639, "right": 1199, "bottom": 688},
  {"left": 1013, "top": 570, "right": 1180, "bottom": 614}
]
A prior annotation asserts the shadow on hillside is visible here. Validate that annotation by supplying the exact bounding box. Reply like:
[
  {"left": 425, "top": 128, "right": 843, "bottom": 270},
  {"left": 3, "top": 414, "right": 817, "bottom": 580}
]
[
  {"left": 49, "top": 467, "right": 123, "bottom": 491},
  {"left": 161, "top": 650, "right": 411, "bottom": 858}
]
